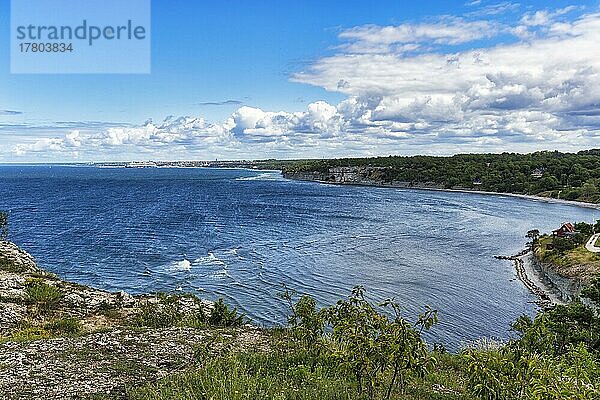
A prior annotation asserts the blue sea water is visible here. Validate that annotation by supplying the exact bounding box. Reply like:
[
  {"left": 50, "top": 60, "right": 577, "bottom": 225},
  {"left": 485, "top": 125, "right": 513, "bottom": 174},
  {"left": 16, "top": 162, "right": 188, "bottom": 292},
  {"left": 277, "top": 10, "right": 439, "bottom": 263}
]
[{"left": 1, "top": 166, "right": 598, "bottom": 349}]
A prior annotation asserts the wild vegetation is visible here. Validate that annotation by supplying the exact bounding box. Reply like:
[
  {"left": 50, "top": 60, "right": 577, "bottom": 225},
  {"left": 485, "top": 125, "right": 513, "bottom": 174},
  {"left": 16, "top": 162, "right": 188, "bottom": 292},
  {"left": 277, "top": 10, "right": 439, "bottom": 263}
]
[
  {"left": 132, "top": 293, "right": 246, "bottom": 329},
  {"left": 533, "top": 221, "right": 600, "bottom": 282},
  {"left": 282, "top": 150, "right": 600, "bottom": 203},
  {"left": 130, "top": 280, "right": 600, "bottom": 400}
]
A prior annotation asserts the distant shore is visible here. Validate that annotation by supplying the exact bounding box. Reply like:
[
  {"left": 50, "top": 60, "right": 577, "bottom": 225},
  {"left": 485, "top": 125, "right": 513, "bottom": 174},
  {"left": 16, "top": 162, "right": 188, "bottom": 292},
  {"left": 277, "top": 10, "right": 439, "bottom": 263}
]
[
  {"left": 285, "top": 176, "right": 600, "bottom": 211},
  {"left": 403, "top": 185, "right": 600, "bottom": 210}
]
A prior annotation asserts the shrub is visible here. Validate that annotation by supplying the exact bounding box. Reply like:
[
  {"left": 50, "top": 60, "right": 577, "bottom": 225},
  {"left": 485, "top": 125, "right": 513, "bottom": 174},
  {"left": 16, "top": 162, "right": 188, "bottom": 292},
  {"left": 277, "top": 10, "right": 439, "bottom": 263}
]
[
  {"left": 326, "top": 286, "right": 437, "bottom": 399},
  {"left": 280, "top": 285, "right": 326, "bottom": 360},
  {"left": 208, "top": 298, "right": 245, "bottom": 327},
  {"left": 132, "top": 295, "right": 184, "bottom": 328},
  {"left": 25, "top": 280, "right": 64, "bottom": 311},
  {"left": 464, "top": 344, "right": 600, "bottom": 399}
]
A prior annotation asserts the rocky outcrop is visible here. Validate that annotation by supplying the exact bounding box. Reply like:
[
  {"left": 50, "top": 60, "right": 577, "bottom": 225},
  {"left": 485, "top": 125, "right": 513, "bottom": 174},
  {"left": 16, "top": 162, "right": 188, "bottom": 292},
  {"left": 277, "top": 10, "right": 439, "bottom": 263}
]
[
  {"left": 0, "top": 241, "right": 269, "bottom": 399},
  {"left": 0, "top": 325, "right": 268, "bottom": 399},
  {"left": 0, "top": 241, "right": 40, "bottom": 274},
  {"left": 529, "top": 256, "right": 583, "bottom": 302},
  {"left": 496, "top": 249, "right": 555, "bottom": 309},
  {"left": 283, "top": 166, "right": 445, "bottom": 189},
  {"left": 0, "top": 240, "right": 140, "bottom": 333}
]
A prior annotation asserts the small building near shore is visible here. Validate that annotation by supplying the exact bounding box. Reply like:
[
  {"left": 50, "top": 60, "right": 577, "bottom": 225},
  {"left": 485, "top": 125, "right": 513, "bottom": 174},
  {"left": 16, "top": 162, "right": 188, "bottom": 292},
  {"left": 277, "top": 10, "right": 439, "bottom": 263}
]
[
  {"left": 552, "top": 223, "right": 578, "bottom": 238},
  {"left": 531, "top": 168, "right": 544, "bottom": 178}
]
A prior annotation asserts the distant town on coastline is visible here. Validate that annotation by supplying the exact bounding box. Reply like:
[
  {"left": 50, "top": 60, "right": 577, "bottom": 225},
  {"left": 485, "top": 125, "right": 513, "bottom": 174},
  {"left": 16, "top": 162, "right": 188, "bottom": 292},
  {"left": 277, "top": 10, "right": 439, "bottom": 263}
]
[{"left": 94, "top": 149, "right": 600, "bottom": 204}]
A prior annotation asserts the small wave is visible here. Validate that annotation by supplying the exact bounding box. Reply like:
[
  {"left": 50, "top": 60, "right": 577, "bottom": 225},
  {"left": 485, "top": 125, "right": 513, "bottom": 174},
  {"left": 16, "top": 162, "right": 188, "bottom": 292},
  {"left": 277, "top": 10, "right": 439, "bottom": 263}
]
[
  {"left": 168, "top": 259, "right": 192, "bottom": 271},
  {"left": 235, "top": 172, "right": 282, "bottom": 181},
  {"left": 211, "top": 268, "right": 232, "bottom": 280},
  {"left": 194, "top": 252, "right": 227, "bottom": 267}
]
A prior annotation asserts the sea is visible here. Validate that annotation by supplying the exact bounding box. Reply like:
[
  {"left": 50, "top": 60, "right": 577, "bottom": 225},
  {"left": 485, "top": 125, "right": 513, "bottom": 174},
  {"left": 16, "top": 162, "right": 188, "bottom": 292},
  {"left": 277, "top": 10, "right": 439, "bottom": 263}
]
[{"left": 1, "top": 166, "right": 598, "bottom": 349}]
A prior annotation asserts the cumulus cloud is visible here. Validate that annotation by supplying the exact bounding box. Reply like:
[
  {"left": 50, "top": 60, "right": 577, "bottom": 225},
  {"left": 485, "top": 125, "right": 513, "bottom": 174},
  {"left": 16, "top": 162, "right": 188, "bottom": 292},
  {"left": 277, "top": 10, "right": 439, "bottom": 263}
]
[{"left": 6, "top": 7, "right": 600, "bottom": 161}]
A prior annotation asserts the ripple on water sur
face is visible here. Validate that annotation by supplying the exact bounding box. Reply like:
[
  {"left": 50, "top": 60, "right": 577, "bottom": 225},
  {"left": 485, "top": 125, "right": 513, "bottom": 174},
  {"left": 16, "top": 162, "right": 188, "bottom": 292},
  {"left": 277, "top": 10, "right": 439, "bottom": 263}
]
[{"left": 0, "top": 165, "right": 599, "bottom": 350}]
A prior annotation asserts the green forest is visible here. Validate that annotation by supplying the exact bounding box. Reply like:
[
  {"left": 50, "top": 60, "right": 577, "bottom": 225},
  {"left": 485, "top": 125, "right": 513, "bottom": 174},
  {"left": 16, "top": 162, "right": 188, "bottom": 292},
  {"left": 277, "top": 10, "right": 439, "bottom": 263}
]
[{"left": 278, "top": 149, "right": 600, "bottom": 204}]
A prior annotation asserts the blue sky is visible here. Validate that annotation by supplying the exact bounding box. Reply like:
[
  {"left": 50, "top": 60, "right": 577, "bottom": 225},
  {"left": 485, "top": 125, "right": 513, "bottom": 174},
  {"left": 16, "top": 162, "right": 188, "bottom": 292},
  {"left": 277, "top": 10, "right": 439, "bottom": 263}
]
[{"left": 1, "top": 0, "right": 600, "bottom": 162}]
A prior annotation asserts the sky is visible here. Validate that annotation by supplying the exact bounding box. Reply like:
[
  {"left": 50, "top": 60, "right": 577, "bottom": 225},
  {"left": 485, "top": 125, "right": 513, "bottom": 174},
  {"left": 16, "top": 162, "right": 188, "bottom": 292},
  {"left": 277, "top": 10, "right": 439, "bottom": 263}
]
[{"left": 1, "top": 0, "right": 600, "bottom": 162}]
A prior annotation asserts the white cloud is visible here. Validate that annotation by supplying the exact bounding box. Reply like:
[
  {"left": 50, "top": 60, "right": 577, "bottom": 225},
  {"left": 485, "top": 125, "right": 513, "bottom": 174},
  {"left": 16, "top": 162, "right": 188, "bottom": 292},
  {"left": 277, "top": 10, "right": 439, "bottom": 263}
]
[
  {"left": 6, "top": 8, "right": 600, "bottom": 161},
  {"left": 337, "top": 18, "right": 500, "bottom": 55},
  {"left": 14, "top": 138, "right": 67, "bottom": 155},
  {"left": 520, "top": 6, "right": 578, "bottom": 27}
]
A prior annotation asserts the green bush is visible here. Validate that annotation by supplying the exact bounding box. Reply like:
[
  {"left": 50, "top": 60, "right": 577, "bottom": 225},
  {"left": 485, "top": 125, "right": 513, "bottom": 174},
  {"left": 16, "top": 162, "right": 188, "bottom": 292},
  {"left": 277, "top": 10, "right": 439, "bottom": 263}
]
[
  {"left": 208, "top": 298, "right": 246, "bottom": 327},
  {"left": 464, "top": 277, "right": 600, "bottom": 399},
  {"left": 280, "top": 285, "right": 326, "bottom": 360},
  {"left": 25, "top": 280, "right": 64, "bottom": 311},
  {"left": 132, "top": 294, "right": 184, "bottom": 328},
  {"left": 464, "top": 344, "right": 600, "bottom": 399},
  {"left": 131, "top": 293, "right": 244, "bottom": 329},
  {"left": 325, "top": 286, "right": 437, "bottom": 399}
]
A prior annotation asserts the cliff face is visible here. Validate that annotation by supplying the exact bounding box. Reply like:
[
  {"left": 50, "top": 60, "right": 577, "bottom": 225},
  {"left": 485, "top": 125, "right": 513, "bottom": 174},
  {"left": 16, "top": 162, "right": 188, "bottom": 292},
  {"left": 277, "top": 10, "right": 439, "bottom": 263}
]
[
  {"left": 283, "top": 166, "right": 445, "bottom": 189},
  {"left": 529, "top": 255, "right": 583, "bottom": 302}
]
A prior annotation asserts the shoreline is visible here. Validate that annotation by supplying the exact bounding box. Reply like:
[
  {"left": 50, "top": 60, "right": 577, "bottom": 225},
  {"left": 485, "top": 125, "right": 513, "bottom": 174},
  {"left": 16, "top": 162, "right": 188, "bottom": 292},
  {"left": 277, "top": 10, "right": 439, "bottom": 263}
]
[
  {"left": 495, "top": 249, "right": 562, "bottom": 310},
  {"left": 286, "top": 176, "right": 600, "bottom": 211}
]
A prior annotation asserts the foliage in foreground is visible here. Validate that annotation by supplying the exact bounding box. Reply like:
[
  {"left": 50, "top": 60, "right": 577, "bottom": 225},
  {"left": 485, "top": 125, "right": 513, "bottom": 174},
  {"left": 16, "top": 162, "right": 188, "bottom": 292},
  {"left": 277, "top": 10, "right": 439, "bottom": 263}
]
[
  {"left": 132, "top": 286, "right": 449, "bottom": 400},
  {"left": 130, "top": 346, "right": 468, "bottom": 400},
  {"left": 131, "top": 293, "right": 246, "bottom": 329},
  {"left": 463, "top": 277, "right": 600, "bottom": 399},
  {"left": 130, "top": 280, "right": 600, "bottom": 400}
]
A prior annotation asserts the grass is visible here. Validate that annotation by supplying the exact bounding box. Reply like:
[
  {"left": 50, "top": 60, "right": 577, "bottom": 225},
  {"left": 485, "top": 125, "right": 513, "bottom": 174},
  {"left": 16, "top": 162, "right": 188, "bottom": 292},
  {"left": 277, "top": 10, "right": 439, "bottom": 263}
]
[
  {"left": 129, "top": 345, "right": 469, "bottom": 400},
  {"left": 25, "top": 279, "right": 64, "bottom": 311},
  {"left": 1, "top": 317, "right": 82, "bottom": 342},
  {"left": 44, "top": 316, "right": 82, "bottom": 335},
  {"left": 130, "top": 350, "right": 366, "bottom": 400},
  {"left": 534, "top": 236, "right": 600, "bottom": 281}
]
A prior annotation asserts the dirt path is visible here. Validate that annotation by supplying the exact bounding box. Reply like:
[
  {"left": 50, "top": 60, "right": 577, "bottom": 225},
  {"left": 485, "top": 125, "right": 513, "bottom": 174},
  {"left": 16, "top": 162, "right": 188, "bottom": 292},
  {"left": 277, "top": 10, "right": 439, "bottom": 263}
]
[{"left": 585, "top": 233, "right": 600, "bottom": 253}]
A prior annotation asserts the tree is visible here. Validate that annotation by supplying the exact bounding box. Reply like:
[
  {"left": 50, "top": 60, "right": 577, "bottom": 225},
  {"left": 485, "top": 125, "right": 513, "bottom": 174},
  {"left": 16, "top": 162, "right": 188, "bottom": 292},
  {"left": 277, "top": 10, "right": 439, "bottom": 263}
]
[
  {"left": 0, "top": 211, "right": 7, "bottom": 240},
  {"left": 526, "top": 229, "right": 540, "bottom": 247},
  {"left": 582, "top": 181, "right": 598, "bottom": 200}
]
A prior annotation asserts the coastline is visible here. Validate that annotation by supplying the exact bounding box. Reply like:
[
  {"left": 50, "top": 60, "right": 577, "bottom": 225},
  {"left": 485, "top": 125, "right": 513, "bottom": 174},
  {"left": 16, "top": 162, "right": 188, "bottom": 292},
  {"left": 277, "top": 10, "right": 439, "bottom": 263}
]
[
  {"left": 496, "top": 249, "right": 567, "bottom": 310},
  {"left": 283, "top": 173, "right": 594, "bottom": 306},
  {"left": 0, "top": 240, "right": 267, "bottom": 398},
  {"left": 283, "top": 175, "right": 600, "bottom": 211}
]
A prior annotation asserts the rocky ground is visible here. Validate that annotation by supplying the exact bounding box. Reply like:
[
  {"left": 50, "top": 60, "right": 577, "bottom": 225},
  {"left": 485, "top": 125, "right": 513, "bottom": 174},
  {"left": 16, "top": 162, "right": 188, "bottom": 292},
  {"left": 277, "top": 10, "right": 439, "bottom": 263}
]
[{"left": 0, "top": 240, "right": 270, "bottom": 399}]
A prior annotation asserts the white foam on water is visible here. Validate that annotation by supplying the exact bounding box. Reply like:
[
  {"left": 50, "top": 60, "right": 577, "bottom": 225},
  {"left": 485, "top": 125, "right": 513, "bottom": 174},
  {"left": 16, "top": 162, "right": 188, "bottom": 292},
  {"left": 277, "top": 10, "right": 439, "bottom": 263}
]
[
  {"left": 168, "top": 259, "right": 192, "bottom": 271},
  {"left": 235, "top": 172, "right": 282, "bottom": 181},
  {"left": 194, "top": 252, "right": 227, "bottom": 267}
]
